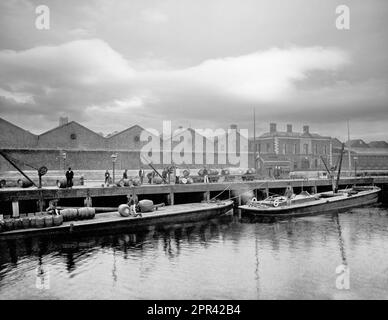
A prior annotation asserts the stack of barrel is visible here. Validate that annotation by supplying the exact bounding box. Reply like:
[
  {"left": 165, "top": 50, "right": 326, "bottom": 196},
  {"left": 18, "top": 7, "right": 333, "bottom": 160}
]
[
  {"left": 0, "top": 212, "right": 64, "bottom": 232},
  {"left": 60, "top": 207, "right": 95, "bottom": 221}
]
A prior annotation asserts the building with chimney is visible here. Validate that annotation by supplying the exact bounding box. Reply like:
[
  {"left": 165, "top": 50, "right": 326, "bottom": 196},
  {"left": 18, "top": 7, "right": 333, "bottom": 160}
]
[{"left": 249, "top": 123, "right": 332, "bottom": 177}]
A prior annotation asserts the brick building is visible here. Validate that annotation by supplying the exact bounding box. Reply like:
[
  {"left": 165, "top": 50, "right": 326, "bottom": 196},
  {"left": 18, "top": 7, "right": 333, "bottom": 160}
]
[{"left": 249, "top": 123, "right": 332, "bottom": 177}]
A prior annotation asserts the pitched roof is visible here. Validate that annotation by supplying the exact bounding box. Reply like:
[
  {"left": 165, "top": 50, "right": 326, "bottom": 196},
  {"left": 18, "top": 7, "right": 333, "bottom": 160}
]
[
  {"left": 346, "top": 139, "right": 369, "bottom": 148},
  {"left": 39, "top": 121, "right": 104, "bottom": 138},
  {"left": 368, "top": 141, "right": 388, "bottom": 148},
  {"left": 0, "top": 117, "right": 37, "bottom": 136}
]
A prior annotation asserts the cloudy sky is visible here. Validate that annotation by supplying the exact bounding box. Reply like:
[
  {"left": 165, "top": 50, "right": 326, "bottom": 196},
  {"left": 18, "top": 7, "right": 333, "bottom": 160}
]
[{"left": 0, "top": 0, "right": 387, "bottom": 141}]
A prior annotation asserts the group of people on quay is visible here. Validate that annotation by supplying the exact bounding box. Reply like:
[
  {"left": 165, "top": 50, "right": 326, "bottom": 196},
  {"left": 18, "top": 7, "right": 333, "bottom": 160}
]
[{"left": 62, "top": 165, "right": 213, "bottom": 188}]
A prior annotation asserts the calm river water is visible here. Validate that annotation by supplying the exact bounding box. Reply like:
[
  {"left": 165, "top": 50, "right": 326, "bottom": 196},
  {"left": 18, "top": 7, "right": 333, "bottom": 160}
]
[{"left": 1, "top": 205, "right": 388, "bottom": 300}]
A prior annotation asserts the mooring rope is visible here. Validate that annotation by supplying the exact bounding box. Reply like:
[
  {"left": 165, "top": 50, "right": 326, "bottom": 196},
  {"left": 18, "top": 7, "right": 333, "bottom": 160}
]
[{"left": 210, "top": 181, "right": 268, "bottom": 202}]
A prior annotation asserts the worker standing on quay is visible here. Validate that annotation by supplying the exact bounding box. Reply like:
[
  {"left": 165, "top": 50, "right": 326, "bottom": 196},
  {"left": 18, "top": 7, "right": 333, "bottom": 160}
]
[
  {"left": 104, "top": 170, "right": 110, "bottom": 186},
  {"left": 139, "top": 167, "right": 145, "bottom": 185},
  {"left": 203, "top": 167, "right": 209, "bottom": 183},
  {"left": 147, "top": 171, "right": 155, "bottom": 184},
  {"left": 123, "top": 169, "right": 128, "bottom": 179},
  {"left": 65, "top": 167, "right": 74, "bottom": 188}
]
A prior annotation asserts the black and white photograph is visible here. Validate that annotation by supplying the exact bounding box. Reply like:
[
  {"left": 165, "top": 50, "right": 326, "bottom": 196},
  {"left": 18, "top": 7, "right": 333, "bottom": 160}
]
[{"left": 0, "top": 0, "right": 387, "bottom": 304}]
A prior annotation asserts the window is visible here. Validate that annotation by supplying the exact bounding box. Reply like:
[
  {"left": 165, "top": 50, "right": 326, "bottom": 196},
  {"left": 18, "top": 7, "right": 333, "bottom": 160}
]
[
  {"left": 266, "top": 143, "right": 270, "bottom": 153},
  {"left": 70, "top": 133, "right": 77, "bottom": 140},
  {"left": 315, "top": 159, "right": 318, "bottom": 168},
  {"left": 314, "top": 145, "right": 318, "bottom": 154},
  {"left": 303, "top": 144, "right": 308, "bottom": 155},
  {"left": 294, "top": 144, "right": 297, "bottom": 154},
  {"left": 283, "top": 144, "right": 287, "bottom": 154},
  {"left": 258, "top": 143, "right": 261, "bottom": 153}
]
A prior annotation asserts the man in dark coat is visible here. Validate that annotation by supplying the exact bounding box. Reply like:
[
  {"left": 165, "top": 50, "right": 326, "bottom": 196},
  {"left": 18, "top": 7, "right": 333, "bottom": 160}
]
[{"left": 65, "top": 167, "right": 74, "bottom": 188}]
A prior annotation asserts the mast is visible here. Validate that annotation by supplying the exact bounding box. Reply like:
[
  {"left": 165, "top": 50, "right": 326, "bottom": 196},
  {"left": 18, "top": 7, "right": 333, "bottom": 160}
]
[
  {"left": 347, "top": 120, "right": 351, "bottom": 173},
  {"left": 253, "top": 107, "right": 256, "bottom": 169},
  {"left": 335, "top": 143, "right": 345, "bottom": 193}
]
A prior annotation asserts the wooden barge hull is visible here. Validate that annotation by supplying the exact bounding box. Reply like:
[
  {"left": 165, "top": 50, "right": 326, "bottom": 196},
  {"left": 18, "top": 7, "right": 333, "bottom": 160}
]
[
  {"left": 0, "top": 200, "right": 234, "bottom": 240},
  {"left": 239, "top": 188, "right": 380, "bottom": 217}
]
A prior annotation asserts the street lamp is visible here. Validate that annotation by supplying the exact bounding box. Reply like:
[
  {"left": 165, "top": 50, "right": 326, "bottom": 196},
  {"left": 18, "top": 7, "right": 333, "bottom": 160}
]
[
  {"left": 353, "top": 156, "right": 358, "bottom": 177},
  {"left": 111, "top": 153, "right": 118, "bottom": 184},
  {"left": 62, "top": 152, "right": 67, "bottom": 172}
]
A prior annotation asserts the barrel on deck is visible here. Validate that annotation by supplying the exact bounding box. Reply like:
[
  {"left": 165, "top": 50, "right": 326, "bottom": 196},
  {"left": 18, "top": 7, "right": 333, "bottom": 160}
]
[
  {"left": 78, "top": 207, "right": 95, "bottom": 220},
  {"left": 21, "top": 216, "right": 30, "bottom": 229},
  {"left": 138, "top": 199, "right": 154, "bottom": 213},
  {"left": 53, "top": 214, "right": 64, "bottom": 226},
  {"left": 44, "top": 215, "right": 53, "bottom": 227},
  {"left": 118, "top": 204, "right": 130, "bottom": 217},
  {"left": 60, "top": 208, "right": 78, "bottom": 221}
]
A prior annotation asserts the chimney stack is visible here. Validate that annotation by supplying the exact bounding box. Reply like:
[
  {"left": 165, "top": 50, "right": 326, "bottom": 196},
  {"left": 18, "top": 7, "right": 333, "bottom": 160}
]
[
  {"left": 287, "top": 124, "right": 292, "bottom": 133},
  {"left": 303, "top": 125, "right": 310, "bottom": 134},
  {"left": 270, "top": 123, "right": 277, "bottom": 133},
  {"left": 59, "top": 117, "right": 68, "bottom": 126}
]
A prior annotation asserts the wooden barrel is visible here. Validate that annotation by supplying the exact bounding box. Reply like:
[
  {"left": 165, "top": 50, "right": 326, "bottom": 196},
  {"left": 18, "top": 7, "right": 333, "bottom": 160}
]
[
  {"left": 221, "top": 169, "right": 230, "bottom": 176},
  {"left": 35, "top": 216, "right": 45, "bottom": 228},
  {"left": 21, "top": 217, "right": 30, "bottom": 229},
  {"left": 44, "top": 215, "right": 53, "bottom": 227},
  {"left": 12, "top": 218, "right": 22, "bottom": 229},
  {"left": 53, "top": 214, "right": 64, "bottom": 226},
  {"left": 182, "top": 169, "right": 190, "bottom": 177},
  {"left": 0, "top": 179, "right": 6, "bottom": 188},
  {"left": 153, "top": 176, "right": 163, "bottom": 184},
  {"left": 138, "top": 199, "right": 154, "bottom": 213},
  {"left": 179, "top": 177, "right": 188, "bottom": 184},
  {"left": 132, "top": 177, "right": 141, "bottom": 186},
  {"left": 4, "top": 219, "right": 14, "bottom": 231},
  {"left": 118, "top": 204, "right": 130, "bottom": 217},
  {"left": 17, "top": 179, "right": 34, "bottom": 188},
  {"left": 187, "top": 177, "right": 193, "bottom": 184},
  {"left": 57, "top": 179, "right": 67, "bottom": 188},
  {"left": 209, "top": 169, "right": 219, "bottom": 176},
  {"left": 30, "top": 216, "right": 37, "bottom": 228},
  {"left": 78, "top": 207, "right": 95, "bottom": 220},
  {"left": 60, "top": 208, "right": 78, "bottom": 221},
  {"left": 246, "top": 168, "right": 256, "bottom": 174}
]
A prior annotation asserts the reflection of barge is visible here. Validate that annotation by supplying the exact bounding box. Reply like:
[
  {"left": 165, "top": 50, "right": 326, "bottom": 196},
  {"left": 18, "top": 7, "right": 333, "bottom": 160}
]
[
  {"left": 0, "top": 200, "right": 233, "bottom": 240},
  {"left": 239, "top": 186, "right": 380, "bottom": 217}
]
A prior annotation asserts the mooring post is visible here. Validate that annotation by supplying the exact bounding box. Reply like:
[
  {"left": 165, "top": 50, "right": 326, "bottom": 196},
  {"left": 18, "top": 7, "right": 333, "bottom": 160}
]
[
  {"left": 37, "top": 190, "right": 44, "bottom": 213},
  {"left": 84, "top": 190, "right": 92, "bottom": 207},
  {"left": 84, "top": 196, "right": 93, "bottom": 207},
  {"left": 168, "top": 191, "right": 175, "bottom": 205},
  {"left": 12, "top": 201, "right": 20, "bottom": 217}
]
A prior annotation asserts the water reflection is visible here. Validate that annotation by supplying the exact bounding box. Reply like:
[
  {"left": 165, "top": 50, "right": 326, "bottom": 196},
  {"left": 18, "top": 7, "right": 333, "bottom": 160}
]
[{"left": 0, "top": 205, "right": 387, "bottom": 299}]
